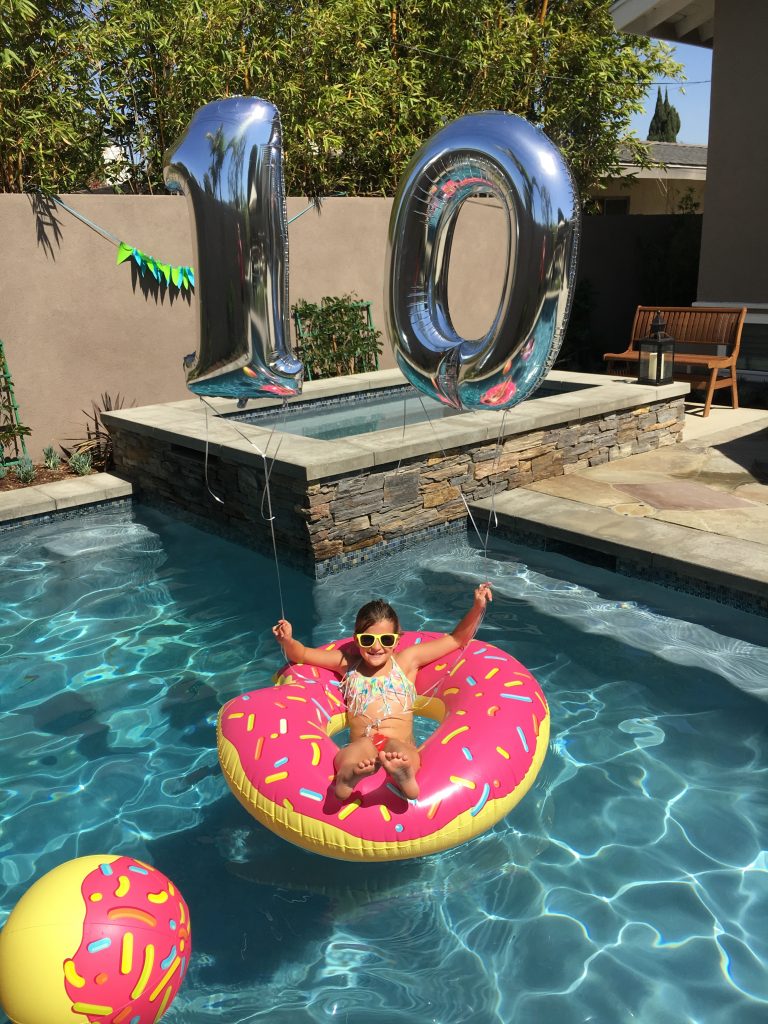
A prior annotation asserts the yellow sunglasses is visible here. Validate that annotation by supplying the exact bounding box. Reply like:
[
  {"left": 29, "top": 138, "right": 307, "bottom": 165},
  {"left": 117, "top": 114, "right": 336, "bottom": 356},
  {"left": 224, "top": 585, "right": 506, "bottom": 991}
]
[{"left": 355, "top": 632, "right": 400, "bottom": 649}]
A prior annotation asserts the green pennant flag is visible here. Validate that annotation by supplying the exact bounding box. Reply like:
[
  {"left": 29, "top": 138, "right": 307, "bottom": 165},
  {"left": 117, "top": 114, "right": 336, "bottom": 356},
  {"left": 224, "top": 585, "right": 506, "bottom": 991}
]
[
  {"left": 116, "top": 242, "right": 133, "bottom": 265},
  {"left": 117, "top": 241, "right": 195, "bottom": 290}
]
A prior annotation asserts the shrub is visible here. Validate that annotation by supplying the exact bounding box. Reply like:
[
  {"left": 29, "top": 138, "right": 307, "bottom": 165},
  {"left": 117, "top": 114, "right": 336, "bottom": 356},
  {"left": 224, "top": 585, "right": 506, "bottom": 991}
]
[
  {"left": 42, "top": 444, "right": 61, "bottom": 470},
  {"left": 0, "top": 465, "right": 7, "bottom": 479},
  {"left": 292, "top": 296, "right": 381, "bottom": 381},
  {"left": 68, "top": 451, "right": 93, "bottom": 476},
  {"left": 13, "top": 456, "right": 36, "bottom": 484},
  {"left": 62, "top": 392, "right": 134, "bottom": 471},
  {"left": 0, "top": 421, "right": 31, "bottom": 460}
]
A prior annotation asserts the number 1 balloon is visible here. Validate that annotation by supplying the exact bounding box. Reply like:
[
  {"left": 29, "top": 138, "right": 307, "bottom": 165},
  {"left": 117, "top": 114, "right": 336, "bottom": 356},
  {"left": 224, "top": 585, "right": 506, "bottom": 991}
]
[
  {"left": 385, "top": 111, "right": 580, "bottom": 411},
  {"left": 164, "top": 97, "right": 304, "bottom": 399}
]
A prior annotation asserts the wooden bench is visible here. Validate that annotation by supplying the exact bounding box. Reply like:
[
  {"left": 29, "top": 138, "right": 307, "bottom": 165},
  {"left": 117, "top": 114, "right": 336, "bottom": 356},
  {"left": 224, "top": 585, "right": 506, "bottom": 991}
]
[{"left": 603, "top": 305, "right": 746, "bottom": 417}]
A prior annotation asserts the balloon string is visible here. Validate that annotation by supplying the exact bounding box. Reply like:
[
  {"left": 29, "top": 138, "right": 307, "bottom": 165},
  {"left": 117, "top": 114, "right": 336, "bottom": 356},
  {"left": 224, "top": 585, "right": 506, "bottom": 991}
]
[
  {"left": 198, "top": 396, "right": 288, "bottom": 621},
  {"left": 482, "top": 409, "right": 508, "bottom": 559},
  {"left": 202, "top": 402, "right": 225, "bottom": 505},
  {"left": 391, "top": 389, "right": 409, "bottom": 475},
  {"left": 412, "top": 393, "right": 489, "bottom": 553}
]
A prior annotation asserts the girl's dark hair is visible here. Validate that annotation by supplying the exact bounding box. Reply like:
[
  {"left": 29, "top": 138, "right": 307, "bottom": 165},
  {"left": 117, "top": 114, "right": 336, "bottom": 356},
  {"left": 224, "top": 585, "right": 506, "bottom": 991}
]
[{"left": 354, "top": 599, "right": 400, "bottom": 634}]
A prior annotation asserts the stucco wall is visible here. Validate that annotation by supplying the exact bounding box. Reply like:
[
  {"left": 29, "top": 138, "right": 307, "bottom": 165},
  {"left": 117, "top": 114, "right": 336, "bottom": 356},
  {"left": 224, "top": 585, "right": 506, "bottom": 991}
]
[
  {"left": 598, "top": 177, "right": 705, "bottom": 215},
  {"left": 0, "top": 194, "right": 508, "bottom": 458}
]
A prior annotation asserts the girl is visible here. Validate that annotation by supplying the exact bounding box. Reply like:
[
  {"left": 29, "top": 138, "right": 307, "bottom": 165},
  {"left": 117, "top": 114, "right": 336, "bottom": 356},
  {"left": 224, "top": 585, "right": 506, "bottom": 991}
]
[{"left": 273, "top": 583, "right": 492, "bottom": 801}]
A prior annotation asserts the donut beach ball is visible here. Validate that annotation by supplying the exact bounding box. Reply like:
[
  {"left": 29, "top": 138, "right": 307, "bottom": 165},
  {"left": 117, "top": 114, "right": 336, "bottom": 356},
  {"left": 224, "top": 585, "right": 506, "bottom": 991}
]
[{"left": 0, "top": 854, "right": 191, "bottom": 1024}]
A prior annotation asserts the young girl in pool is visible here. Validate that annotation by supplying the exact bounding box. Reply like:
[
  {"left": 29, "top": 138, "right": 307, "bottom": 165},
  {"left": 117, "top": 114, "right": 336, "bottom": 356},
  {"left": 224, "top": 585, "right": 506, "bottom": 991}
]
[{"left": 272, "top": 583, "right": 492, "bottom": 801}]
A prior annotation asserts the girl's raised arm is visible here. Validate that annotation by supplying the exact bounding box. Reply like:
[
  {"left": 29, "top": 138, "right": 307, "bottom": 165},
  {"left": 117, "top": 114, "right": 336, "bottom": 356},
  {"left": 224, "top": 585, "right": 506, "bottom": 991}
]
[
  {"left": 272, "top": 619, "right": 348, "bottom": 672},
  {"left": 401, "top": 583, "right": 493, "bottom": 669}
]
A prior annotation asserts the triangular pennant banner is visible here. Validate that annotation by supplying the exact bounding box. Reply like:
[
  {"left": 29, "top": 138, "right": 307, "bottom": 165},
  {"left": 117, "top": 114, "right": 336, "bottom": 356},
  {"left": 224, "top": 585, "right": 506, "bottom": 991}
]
[{"left": 117, "top": 241, "right": 195, "bottom": 291}]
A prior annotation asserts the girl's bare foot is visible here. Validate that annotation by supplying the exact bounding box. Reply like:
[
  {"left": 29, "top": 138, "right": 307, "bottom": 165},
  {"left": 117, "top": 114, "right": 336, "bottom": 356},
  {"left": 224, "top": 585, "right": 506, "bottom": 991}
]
[
  {"left": 334, "top": 756, "right": 378, "bottom": 800},
  {"left": 380, "top": 749, "right": 419, "bottom": 799}
]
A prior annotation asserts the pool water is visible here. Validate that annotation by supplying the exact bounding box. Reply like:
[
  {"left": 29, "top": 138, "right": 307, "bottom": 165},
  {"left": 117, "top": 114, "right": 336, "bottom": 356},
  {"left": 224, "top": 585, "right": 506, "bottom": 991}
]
[
  {"left": 1, "top": 505, "right": 767, "bottom": 1024},
  {"left": 235, "top": 381, "right": 589, "bottom": 441},
  {"left": 238, "top": 388, "right": 461, "bottom": 439}
]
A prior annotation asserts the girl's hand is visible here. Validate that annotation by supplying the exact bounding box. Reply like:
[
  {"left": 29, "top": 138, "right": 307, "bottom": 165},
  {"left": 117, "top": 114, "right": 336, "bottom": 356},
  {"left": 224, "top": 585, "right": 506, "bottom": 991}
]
[
  {"left": 474, "top": 583, "right": 493, "bottom": 608},
  {"left": 273, "top": 619, "right": 293, "bottom": 643}
]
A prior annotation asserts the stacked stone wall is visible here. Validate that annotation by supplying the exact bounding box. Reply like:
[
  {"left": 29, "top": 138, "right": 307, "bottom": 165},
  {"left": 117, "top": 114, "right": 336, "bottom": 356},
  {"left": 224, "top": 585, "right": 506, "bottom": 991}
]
[{"left": 110, "top": 397, "right": 684, "bottom": 572}]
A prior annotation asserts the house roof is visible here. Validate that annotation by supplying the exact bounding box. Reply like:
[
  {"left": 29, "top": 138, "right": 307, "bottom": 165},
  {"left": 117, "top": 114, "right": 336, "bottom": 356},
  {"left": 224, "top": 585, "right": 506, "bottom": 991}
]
[
  {"left": 619, "top": 141, "right": 708, "bottom": 168},
  {"left": 611, "top": 0, "right": 714, "bottom": 48}
]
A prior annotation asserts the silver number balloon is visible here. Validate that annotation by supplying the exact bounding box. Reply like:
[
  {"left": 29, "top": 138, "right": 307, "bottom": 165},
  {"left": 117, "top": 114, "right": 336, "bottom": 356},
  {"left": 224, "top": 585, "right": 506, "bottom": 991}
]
[
  {"left": 385, "top": 111, "right": 580, "bottom": 410},
  {"left": 164, "top": 98, "right": 303, "bottom": 399}
]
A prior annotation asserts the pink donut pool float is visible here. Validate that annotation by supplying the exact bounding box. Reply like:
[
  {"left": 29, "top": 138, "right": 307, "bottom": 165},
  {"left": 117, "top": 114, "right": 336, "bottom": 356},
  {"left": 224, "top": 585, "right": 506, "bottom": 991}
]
[{"left": 217, "top": 632, "right": 550, "bottom": 861}]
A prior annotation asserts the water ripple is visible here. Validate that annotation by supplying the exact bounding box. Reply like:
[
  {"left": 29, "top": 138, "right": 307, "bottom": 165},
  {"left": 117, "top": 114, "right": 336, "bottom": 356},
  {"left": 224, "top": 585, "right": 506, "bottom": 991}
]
[{"left": 1, "top": 507, "right": 766, "bottom": 1023}]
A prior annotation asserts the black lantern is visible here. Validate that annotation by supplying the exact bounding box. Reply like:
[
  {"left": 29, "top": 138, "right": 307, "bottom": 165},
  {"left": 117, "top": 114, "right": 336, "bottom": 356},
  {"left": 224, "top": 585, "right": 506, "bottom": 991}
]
[{"left": 637, "top": 311, "right": 675, "bottom": 385}]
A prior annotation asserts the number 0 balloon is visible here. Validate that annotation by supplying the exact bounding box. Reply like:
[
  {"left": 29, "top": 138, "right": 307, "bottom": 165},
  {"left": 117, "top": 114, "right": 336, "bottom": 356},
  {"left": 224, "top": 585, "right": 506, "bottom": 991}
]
[
  {"left": 385, "top": 111, "right": 580, "bottom": 410},
  {"left": 164, "top": 98, "right": 304, "bottom": 399}
]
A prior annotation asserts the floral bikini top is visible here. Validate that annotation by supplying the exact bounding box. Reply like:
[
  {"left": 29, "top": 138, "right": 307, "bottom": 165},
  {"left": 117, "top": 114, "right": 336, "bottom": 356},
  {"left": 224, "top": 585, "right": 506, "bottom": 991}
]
[{"left": 342, "top": 655, "right": 416, "bottom": 722}]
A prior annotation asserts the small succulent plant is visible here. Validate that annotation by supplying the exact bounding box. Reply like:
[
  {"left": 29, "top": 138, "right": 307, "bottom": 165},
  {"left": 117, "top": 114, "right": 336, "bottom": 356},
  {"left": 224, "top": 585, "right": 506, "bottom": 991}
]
[
  {"left": 68, "top": 451, "right": 93, "bottom": 476},
  {"left": 12, "top": 456, "right": 36, "bottom": 484},
  {"left": 43, "top": 444, "right": 62, "bottom": 470}
]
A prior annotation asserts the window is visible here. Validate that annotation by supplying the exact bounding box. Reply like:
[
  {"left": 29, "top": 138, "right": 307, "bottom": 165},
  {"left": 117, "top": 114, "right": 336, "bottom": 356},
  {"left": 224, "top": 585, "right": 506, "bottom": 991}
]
[{"left": 597, "top": 196, "right": 630, "bottom": 215}]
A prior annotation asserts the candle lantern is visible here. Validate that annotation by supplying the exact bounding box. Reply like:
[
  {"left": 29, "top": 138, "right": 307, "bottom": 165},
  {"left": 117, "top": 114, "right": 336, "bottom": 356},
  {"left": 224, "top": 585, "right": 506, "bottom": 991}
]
[{"left": 637, "top": 311, "right": 675, "bottom": 385}]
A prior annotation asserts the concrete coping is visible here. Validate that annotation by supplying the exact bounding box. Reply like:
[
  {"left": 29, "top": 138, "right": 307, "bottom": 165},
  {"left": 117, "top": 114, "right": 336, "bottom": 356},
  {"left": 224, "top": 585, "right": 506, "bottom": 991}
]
[
  {"left": 473, "top": 488, "right": 768, "bottom": 601},
  {"left": 0, "top": 473, "right": 133, "bottom": 525},
  {"left": 101, "top": 369, "right": 690, "bottom": 482}
]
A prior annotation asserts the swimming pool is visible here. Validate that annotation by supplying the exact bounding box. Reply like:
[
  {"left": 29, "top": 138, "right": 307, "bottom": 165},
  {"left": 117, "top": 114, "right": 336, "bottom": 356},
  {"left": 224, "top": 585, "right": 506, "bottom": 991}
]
[
  {"left": 233, "top": 381, "right": 591, "bottom": 441},
  {"left": 1, "top": 504, "right": 767, "bottom": 1024}
]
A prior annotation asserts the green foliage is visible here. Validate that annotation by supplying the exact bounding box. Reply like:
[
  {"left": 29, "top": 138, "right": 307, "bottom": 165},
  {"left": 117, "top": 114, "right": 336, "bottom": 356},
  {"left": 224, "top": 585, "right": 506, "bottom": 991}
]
[
  {"left": 0, "top": 421, "right": 31, "bottom": 454},
  {"left": 0, "top": 339, "right": 30, "bottom": 463},
  {"left": 68, "top": 450, "right": 93, "bottom": 475},
  {"left": 1, "top": 0, "right": 681, "bottom": 199},
  {"left": 42, "top": 443, "right": 61, "bottom": 469},
  {"left": 12, "top": 455, "right": 35, "bottom": 483},
  {"left": 0, "top": 1, "right": 104, "bottom": 191},
  {"left": 0, "top": 464, "right": 7, "bottom": 479},
  {"left": 677, "top": 187, "right": 700, "bottom": 215},
  {"left": 648, "top": 87, "right": 681, "bottom": 143},
  {"left": 293, "top": 296, "right": 381, "bottom": 380},
  {"left": 0, "top": 417, "right": 31, "bottom": 465},
  {"left": 62, "top": 392, "right": 133, "bottom": 471}
]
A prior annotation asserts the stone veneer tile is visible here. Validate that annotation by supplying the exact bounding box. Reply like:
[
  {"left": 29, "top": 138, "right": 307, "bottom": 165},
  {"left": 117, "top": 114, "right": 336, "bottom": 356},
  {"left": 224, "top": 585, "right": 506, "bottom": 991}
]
[
  {"left": 527, "top": 475, "right": 633, "bottom": 508},
  {"left": 619, "top": 480, "right": 756, "bottom": 511},
  {"left": 105, "top": 373, "right": 686, "bottom": 575}
]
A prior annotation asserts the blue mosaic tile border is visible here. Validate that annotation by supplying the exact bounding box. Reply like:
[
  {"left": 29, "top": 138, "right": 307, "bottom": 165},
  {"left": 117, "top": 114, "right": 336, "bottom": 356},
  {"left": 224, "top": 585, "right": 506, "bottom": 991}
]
[
  {"left": 5, "top": 493, "right": 763, "bottom": 617},
  {"left": 229, "top": 385, "right": 415, "bottom": 424},
  {"left": 315, "top": 518, "right": 468, "bottom": 579},
  {"left": 138, "top": 493, "right": 471, "bottom": 579},
  {"left": 227, "top": 378, "right": 588, "bottom": 427},
  {"left": 0, "top": 497, "right": 135, "bottom": 535},
  {"left": 615, "top": 560, "right": 768, "bottom": 617},
  {"left": 487, "top": 522, "right": 768, "bottom": 617},
  {"left": 135, "top": 493, "right": 320, "bottom": 573}
]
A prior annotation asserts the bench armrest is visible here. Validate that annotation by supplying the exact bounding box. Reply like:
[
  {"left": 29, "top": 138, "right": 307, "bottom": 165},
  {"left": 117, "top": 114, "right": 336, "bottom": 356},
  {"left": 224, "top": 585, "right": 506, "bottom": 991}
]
[{"left": 603, "top": 350, "right": 636, "bottom": 361}]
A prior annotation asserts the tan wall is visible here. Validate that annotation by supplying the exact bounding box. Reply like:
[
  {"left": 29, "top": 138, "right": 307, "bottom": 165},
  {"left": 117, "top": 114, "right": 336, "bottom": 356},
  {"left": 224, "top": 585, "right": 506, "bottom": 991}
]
[
  {"left": 596, "top": 176, "right": 705, "bottom": 215},
  {"left": 698, "top": 0, "right": 768, "bottom": 305},
  {"left": 0, "top": 194, "right": 508, "bottom": 458}
]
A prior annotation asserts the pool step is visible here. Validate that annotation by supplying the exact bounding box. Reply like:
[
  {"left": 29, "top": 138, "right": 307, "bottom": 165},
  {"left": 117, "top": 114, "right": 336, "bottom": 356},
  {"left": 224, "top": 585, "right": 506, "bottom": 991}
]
[{"left": 470, "top": 489, "right": 768, "bottom": 605}]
